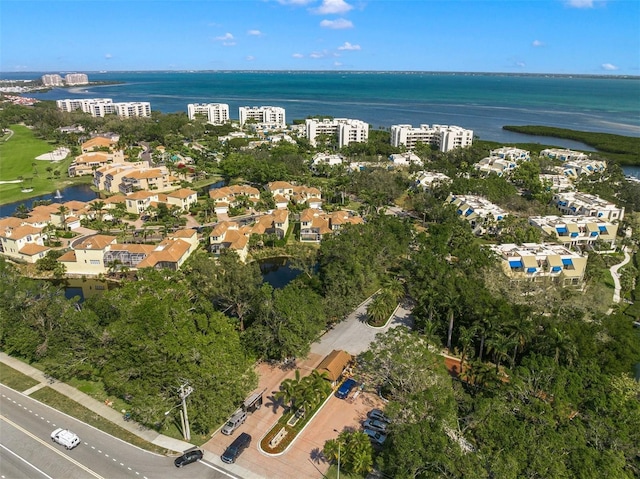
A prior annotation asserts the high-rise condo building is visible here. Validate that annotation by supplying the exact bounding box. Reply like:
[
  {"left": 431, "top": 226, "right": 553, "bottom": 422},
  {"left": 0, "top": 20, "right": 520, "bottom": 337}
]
[
  {"left": 64, "top": 73, "right": 89, "bottom": 85},
  {"left": 239, "top": 106, "right": 286, "bottom": 128},
  {"left": 41, "top": 74, "right": 64, "bottom": 86},
  {"left": 56, "top": 98, "right": 151, "bottom": 118},
  {"left": 305, "top": 118, "right": 369, "bottom": 148},
  {"left": 390, "top": 124, "right": 473, "bottom": 152},
  {"left": 187, "top": 103, "right": 230, "bottom": 124}
]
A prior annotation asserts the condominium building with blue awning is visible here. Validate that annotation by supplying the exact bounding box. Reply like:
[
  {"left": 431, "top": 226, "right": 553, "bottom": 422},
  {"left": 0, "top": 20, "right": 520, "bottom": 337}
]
[{"left": 490, "top": 242, "right": 587, "bottom": 287}]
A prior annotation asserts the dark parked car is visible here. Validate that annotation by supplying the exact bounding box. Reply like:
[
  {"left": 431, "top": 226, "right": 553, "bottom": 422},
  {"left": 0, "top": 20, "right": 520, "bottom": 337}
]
[
  {"left": 221, "top": 432, "right": 251, "bottom": 464},
  {"left": 335, "top": 378, "right": 358, "bottom": 399},
  {"left": 363, "top": 418, "right": 388, "bottom": 433},
  {"left": 368, "top": 408, "right": 390, "bottom": 423},
  {"left": 363, "top": 428, "right": 387, "bottom": 445},
  {"left": 174, "top": 448, "right": 203, "bottom": 467}
]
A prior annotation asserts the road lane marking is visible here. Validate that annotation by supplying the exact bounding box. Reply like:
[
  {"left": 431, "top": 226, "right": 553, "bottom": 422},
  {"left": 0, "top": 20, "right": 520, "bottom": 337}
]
[
  {"left": 199, "top": 460, "right": 242, "bottom": 478},
  {"left": 0, "top": 414, "right": 105, "bottom": 479},
  {"left": 0, "top": 443, "right": 54, "bottom": 479}
]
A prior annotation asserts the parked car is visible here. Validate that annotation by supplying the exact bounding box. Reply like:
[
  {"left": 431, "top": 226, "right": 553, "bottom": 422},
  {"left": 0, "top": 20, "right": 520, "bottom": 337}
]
[
  {"left": 221, "top": 410, "right": 247, "bottom": 435},
  {"left": 174, "top": 448, "right": 203, "bottom": 467},
  {"left": 335, "top": 378, "right": 358, "bottom": 399},
  {"left": 363, "top": 418, "right": 388, "bottom": 433},
  {"left": 368, "top": 408, "right": 390, "bottom": 423},
  {"left": 363, "top": 428, "right": 387, "bottom": 445},
  {"left": 51, "top": 428, "right": 80, "bottom": 450},
  {"left": 221, "top": 432, "right": 251, "bottom": 464}
]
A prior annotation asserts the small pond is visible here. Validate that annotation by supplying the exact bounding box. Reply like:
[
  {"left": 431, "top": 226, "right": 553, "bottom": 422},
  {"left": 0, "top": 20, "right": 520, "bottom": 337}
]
[
  {"left": 259, "top": 257, "right": 303, "bottom": 289},
  {"left": 0, "top": 184, "right": 99, "bottom": 218}
]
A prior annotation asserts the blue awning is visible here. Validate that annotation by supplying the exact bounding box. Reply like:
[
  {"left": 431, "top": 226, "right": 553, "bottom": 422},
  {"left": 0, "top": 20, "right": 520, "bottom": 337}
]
[
  {"left": 457, "top": 209, "right": 463, "bottom": 215},
  {"left": 562, "top": 258, "right": 573, "bottom": 266},
  {"left": 465, "top": 209, "right": 473, "bottom": 216},
  {"left": 527, "top": 267, "right": 537, "bottom": 273},
  {"left": 598, "top": 212, "right": 603, "bottom": 217},
  {"left": 552, "top": 266, "right": 562, "bottom": 272},
  {"left": 571, "top": 232, "right": 579, "bottom": 237},
  {"left": 590, "top": 232, "right": 598, "bottom": 237},
  {"left": 556, "top": 227, "right": 568, "bottom": 233},
  {"left": 599, "top": 226, "right": 607, "bottom": 232},
  {"left": 497, "top": 215, "right": 503, "bottom": 221},
  {"left": 509, "top": 260, "right": 523, "bottom": 268}
]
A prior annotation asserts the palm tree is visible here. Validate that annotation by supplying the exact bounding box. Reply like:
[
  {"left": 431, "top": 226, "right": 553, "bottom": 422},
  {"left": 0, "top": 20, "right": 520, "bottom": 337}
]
[
  {"left": 56, "top": 205, "right": 69, "bottom": 228},
  {"left": 547, "top": 327, "right": 577, "bottom": 366},
  {"left": 486, "top": 333, "right": 515, "bottom": 372},
  {"left": 345, "top": 432, "right": 373, "bottom": 475},
  {"left": 275, "top": 370, "right": 302, "bottom": 412},
  {"left": 382, "top": 276, "right": 405, "bottom": 303},
  {"left": 367, "top": 294, "right": 392, "bottom": 325},
  {"left": 89, "top": 200, "right": 106, "bottom": 221},
  {"left": 458, "top": 325, "right": 475, "bottom": 366}
]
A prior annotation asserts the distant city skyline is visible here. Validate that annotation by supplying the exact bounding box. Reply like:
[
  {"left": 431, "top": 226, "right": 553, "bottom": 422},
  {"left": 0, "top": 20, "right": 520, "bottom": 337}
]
[{"left": 2, "top": 0, "right": 639, "bottom": 75}]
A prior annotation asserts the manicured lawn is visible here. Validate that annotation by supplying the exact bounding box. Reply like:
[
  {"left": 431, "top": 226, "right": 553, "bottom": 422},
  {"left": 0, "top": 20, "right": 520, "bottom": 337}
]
[
  {"left": 30, "top": 387, "right": 169, "bottom": 454},
  {"left": 0, "top": 363, "right": 40, "bottom": 391},
  {"left": 0, "top": 124, "right": 79, "bottom": 205},
  {"left": 0, "top": 125, "right": 56, "bottom": 179}
]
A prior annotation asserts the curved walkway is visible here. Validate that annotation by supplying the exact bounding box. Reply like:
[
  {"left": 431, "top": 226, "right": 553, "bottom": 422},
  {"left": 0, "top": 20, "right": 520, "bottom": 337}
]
[{"left": 610, "top": 246, "right": 632, "bottom": 304}]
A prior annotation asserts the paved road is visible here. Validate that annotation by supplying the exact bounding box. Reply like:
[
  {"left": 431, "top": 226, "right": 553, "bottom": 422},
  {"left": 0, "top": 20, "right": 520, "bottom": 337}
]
[
  {"left": 0, "top": 384, "right": 235, "bottom": 479},
  {"left": 312, "top": 296, "right": 414, "bottom": 357}
]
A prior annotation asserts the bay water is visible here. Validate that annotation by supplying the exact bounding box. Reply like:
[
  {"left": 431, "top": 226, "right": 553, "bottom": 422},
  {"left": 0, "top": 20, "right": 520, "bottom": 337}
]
[{"left": 8, "top": 71, "right": 639, "bottom": 145}]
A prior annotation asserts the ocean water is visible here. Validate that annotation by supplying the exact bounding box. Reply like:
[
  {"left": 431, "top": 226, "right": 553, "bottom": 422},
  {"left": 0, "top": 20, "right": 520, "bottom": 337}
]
[{"left": 6, "top": 71, "right": 639, "bottom": 146}]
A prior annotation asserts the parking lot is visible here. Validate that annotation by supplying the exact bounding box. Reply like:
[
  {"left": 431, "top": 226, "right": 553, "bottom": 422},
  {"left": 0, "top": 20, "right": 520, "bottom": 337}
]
[{"left": 202, "top": 355, "right": 385, "bottom": 479}]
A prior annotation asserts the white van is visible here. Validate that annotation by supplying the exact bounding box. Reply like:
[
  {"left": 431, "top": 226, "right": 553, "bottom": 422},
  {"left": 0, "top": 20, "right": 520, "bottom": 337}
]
[
  {"left": 51, "top": 428, "right": 80, "bottom": 450},
  {"left": 221, "top": 410, "right": 247, "bottom": 435}
]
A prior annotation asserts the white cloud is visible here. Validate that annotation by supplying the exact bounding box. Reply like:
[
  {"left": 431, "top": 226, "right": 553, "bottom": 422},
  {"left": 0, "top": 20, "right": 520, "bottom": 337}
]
[
  {"left": 292, "top": 53, "right": 304, "bottom": 58},
  {"left": 338, "top": 41, "right": 360, "bottom": 51},
  {"left": 334, "top": 61, "right": 343, "bottom": 67},
  {"left": 601, "top": 63, "right": 618, "bottom": 71},
  {"left": 516, "top": 61, "right": 526, "bottom": 68},
  {"left": 247, "top": 29, "right": 262, "bottom": 36},
  {"left": 215, "top": 33, "right": 234, "bottom": 41},
  {"left": 246, "top": 55, "right": 256, "bottom": 61},
  {"left": 309, "top": 50, "right": 327, "bottom": 59},
  {"left": 105, "top": 53, "right": 113, "bottom": 59},
  {"left": 320, "top": 18, "right": 353, "bottom": 29},
  {"left": 312, "top": 0, "right": 353, "bottom": 15},
  {"left": 565, "top": 0, "right": 601, "bottom": 8},
  {"left": 532, "top": 40, "right": 544, "bottom": 47}
]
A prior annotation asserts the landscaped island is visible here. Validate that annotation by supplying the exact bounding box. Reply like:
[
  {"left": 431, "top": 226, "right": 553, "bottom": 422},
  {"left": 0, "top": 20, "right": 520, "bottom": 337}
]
[{"left": 502, "top": 125, "right": 640, "bottom": 165}]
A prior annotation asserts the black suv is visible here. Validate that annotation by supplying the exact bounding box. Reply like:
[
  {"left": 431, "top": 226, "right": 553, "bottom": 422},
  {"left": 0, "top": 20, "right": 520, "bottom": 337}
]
[
  {"left": 221, "top": 432, "right": 251, "bottom": 464},
  {"left": 174, "top": 448, "right": 203, "bottom": 467}
]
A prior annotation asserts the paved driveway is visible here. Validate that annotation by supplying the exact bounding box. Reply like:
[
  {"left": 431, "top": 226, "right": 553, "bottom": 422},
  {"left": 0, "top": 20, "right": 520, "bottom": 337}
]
[
  {"left": 312, "top": 297, "right": 414, "bottom": 357},
  {"left": 202, "top": 295, "right": 413, "bottom": 478}
]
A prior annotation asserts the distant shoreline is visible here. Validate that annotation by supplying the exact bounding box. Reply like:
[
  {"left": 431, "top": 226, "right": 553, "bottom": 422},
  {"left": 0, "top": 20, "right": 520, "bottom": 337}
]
[{"left": 2, "top": 70, "right": 639, "bottom": 80}]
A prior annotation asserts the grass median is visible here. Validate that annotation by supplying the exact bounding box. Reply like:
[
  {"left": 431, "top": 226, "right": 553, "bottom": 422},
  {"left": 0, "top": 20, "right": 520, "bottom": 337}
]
[{"left": 0, "top": 363, "right": 40, "bottom": 391}]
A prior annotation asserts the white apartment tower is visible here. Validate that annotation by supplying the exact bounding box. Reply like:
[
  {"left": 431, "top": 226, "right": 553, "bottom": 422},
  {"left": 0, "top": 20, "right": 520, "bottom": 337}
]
[
  {"left": 305, "top": 118, "right": 369, "bottom": 148},
  {"left": 187, "top": 103, "right": 230, "bottom": 124},
  {"left": 64, "top": 73, "right": 89, "bottom": 85},
  {"left": 56, "top": 98, "right": 151, "bottom": 118},
  {"left": 41, "top": 74, "right": 64, "bottom": 86},
  {"left": 239, "top": 106, "right": 286, "bottom": 128},
  {"left": 391, "top": 124, "right": 473, "bottom": 152},
  {"left": 114, "top": 102, "right": 152, "bottom": 118}
]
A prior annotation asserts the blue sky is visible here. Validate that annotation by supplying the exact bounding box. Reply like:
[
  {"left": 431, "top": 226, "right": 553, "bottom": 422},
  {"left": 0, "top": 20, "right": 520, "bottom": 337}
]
[{"left": 2, "top": 0, "right": 639, "bottom": 74}]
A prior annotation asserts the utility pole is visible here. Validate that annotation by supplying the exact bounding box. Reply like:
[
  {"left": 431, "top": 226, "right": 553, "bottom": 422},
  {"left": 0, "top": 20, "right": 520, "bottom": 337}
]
[{"left": 178, "top": 382, "right": 193, "bottom": 442}]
